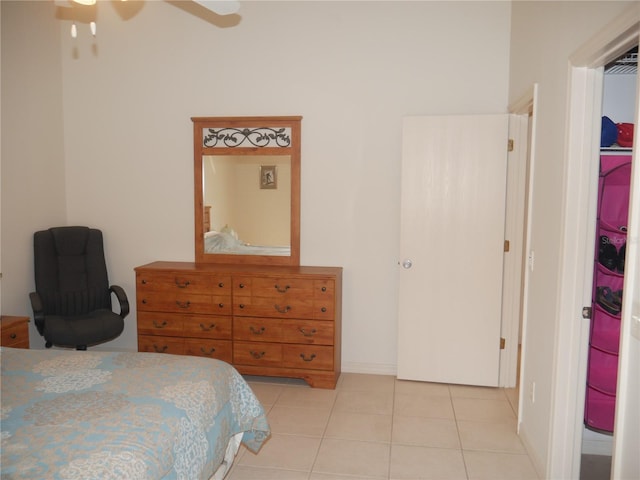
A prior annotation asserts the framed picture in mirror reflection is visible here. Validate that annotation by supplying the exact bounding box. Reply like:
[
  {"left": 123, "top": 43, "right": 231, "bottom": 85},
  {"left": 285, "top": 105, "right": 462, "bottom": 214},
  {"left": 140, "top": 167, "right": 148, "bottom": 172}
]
[{"left": 260, "top": 165, "right": 277, "bottom": 189}]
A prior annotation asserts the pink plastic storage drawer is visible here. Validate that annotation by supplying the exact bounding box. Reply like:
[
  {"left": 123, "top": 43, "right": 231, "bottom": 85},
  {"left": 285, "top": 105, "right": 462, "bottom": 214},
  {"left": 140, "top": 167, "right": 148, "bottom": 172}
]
[
  {"left": 587, "top": 346, "right": 619, "bottom": 395},
  {"left": 593, "top": 263, "right": 625, "bottom": 296},
  {"left": 590, "top": 304, "right": 621, "bottom": 354},
  {"left": 584, "top": 385, "right": 616, "bottom": 433},
  {"left": 598, "top": 157, "right": 631, "bottom": 228}
]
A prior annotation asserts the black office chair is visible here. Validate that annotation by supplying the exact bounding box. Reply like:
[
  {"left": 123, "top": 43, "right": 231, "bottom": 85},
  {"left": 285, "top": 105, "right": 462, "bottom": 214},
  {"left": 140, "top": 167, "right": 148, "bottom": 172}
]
[{"left": 30, "top": 226, "right": 129, "bottom": 350}]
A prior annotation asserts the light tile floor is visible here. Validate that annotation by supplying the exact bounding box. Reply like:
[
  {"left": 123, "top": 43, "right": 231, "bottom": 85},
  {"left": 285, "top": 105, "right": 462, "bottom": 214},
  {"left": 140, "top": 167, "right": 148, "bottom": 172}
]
[{"left": 227, "top": 373, "right": 539, "bottom": 480}]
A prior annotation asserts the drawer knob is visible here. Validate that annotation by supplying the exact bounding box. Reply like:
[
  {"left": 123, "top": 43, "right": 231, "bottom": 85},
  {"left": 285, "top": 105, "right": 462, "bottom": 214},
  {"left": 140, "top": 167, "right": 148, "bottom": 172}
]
[
  {"left": 321, "top": 307, "right": 327, "bottom": 313},
  {"left": 300, "top": 353, "right": 317, "bottom": 362},
  {"left": 239, "top": 283, "right": 245, "bottom": 289},
  {"left": 218, "top": 282, "right": 224, "bottom": 288},
  {"left": 142, "top": 299, "right": 148, "bottom": 304},
  {"left": 152, "top": 320, "right": 168, "bottom": 329},
  {"left": 176, "top": 300, "right": 191, "bottom": 309},
  {"left": 275, "top": 304, "right": 291, "bottom": 314},
  {"left": 218, "top": 303, "right": 225, "bottom": 308},
  {"left": 239, "top": 304, "right": 245, "bottom": 309},
  {"left": 200, "top": 347, "right": 216, "bottom": 355},
  {"left": 299, "top": 328, "right": 317, "bottom": 337},
  {"left": 141, "top": 279, "right": 147, "bottom": 285},
  {"left": 321, "top": 286, "right": 327, "bottom": 292},
  {"left": 250, "top": 326, "right": 266, "bottom": 335},
  {"left": 175, "top": 279, "right": 190, "bottom": 288},
  {"left": 10, "top": 333, "right": 17, "bottom": 339},
  {"left": 275, "top": 284, "right": 290, "bottom": 293},
  {"left": 153, "top": 345, "right": 168, "bottom": 353},
  {"left": 250, "top": 350, "right": 266, "bottom": 359},
  {"left": 199, "top": 323, "right": 216, "bottom": 331}
]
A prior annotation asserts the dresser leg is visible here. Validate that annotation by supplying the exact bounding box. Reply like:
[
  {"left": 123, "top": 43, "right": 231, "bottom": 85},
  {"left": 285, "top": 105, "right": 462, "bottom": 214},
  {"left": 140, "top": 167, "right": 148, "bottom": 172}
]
[{"left": 303, "top": 372, "right": 340, "bottom": 389}]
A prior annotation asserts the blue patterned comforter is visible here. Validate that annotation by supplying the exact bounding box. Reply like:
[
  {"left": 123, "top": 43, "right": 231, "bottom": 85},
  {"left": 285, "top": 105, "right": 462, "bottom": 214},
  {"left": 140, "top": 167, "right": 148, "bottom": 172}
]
[{"left": 0, "top": 347, "right": 270, "bottom": 479}]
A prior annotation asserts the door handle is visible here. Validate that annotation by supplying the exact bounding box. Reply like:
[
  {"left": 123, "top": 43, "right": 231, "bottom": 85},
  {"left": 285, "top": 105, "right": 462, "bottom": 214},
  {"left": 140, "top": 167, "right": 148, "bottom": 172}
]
[{"left": 401, "top": 259, "right": 413, "bottom": 269}]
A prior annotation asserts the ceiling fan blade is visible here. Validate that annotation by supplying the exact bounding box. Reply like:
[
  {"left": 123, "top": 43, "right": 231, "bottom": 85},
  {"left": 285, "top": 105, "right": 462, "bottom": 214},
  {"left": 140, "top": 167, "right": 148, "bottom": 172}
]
[{"left": 191, "top": 0, "right": 240, "bottom": 16}]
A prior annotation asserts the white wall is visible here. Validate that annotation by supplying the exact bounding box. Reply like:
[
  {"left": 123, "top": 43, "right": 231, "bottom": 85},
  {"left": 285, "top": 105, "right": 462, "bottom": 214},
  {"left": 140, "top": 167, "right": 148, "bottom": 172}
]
[
  {"left": 1, "top": 0, "right": 68, "bottom": 326},
  {"left": 508, "top": 0, "right": 635, "bottom": 474},
  {"left": 2, "top": 1, "right": 511, "bottom": 364},
  {"left": 603, "top": 73, "right": 638, "bottom": 124}
]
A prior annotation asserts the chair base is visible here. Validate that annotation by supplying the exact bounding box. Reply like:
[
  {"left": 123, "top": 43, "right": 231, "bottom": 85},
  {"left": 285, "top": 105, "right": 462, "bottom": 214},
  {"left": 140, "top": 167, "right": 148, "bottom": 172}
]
[{"left": 45, "top": 341, "right": 88, "bottom": 350}]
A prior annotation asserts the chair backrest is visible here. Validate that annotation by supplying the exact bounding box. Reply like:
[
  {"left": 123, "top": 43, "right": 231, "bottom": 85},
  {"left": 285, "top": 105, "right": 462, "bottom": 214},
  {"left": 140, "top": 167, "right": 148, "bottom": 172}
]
[{"left": 33, "top": 227, "right": 111, "bottom": 316}]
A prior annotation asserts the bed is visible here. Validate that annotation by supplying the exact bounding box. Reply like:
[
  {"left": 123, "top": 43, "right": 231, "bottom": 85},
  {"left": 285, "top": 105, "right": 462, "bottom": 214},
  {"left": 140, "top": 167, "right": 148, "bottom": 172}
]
[
  {"left": 0, "top": 347, "right": 270, "bottom": 480},
  {"left": 203, "top": 230, "right": 290, "bottom": 256}
]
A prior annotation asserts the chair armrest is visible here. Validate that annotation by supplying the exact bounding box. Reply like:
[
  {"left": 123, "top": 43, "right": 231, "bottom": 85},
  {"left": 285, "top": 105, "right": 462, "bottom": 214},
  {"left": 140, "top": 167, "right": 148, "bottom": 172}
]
[
  {"left": 110, "top": 285, "right": 130, "bottom": 319},
  {"left": 29, "top": 291, "right": 46, "bottom": 334}
]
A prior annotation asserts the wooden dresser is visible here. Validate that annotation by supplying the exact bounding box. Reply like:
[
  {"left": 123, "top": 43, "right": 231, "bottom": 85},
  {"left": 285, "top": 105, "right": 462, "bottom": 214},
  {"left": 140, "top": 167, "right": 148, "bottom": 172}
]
[
  {"left": 0, "top": 315, "right": 30, "bottom": 349},
  {"left": 135, "top": 261, "right": 342, "bottom": 388}
]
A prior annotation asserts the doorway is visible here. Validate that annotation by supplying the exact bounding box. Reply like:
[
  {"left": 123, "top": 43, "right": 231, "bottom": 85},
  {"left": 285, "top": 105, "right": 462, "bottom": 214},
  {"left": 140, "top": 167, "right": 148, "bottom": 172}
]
[
  {"left": 503, "top": 86, "right": 538, "bottom": 397},
  {"left": 580, "top": 47, "right": 638, "bottom": 480},
  {"left": 548, "top": 10, "right": 639, "bottom": 479}
]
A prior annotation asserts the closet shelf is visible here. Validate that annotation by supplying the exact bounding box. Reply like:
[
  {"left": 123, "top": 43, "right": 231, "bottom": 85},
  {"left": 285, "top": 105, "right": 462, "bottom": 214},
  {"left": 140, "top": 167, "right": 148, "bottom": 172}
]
[
  {"left": 601, "top": 146, "right": 633, "bottom": 152},
  {"left": 605, "top": 52, "right": 637, "bottom": 75}
]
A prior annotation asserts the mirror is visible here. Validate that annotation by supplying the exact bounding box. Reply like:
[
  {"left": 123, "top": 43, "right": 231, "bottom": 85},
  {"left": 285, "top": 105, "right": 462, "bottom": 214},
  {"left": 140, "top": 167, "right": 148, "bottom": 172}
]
[{"left": 193, "top": 116, "right": 301, "bottom": 266}]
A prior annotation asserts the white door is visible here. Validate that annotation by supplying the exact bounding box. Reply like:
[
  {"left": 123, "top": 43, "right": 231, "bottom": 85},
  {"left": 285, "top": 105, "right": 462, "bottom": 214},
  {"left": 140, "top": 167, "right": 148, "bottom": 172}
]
[
  {"left": 397, "top": 114, "right": 509, "bottom": 387},
  {"left": 611, "top": 147, "right": 640, "bottom": 479},
  {"left": 611, "top": 77, "right": 640, "bottom": 480}
]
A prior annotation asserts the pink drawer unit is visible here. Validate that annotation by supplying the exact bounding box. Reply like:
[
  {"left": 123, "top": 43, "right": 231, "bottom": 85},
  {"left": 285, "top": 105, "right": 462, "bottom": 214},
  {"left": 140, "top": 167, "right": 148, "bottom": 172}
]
[
  {"left": 593, "top": 264, "right": 625, "bottom": 301},
  {"left": 590, "top": 304, "right": 621, "bottom": 354},
  {"left": 598, "top": 158, "right": 631, "bottom": 229},
  {"left": 584, "top": 385, "right": 616, "bottom": 433},
  {"left": 587, "top": 346, "right": 619, "bottom": 395}
]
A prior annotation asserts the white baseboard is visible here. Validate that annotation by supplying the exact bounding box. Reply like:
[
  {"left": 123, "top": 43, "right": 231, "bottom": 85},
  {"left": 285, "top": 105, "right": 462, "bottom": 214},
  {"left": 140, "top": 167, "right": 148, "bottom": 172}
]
[
  {"left": 341, "top": 361, "right": 397, "bottom": 376},
  {"left": 518, "top": 423, "right": 546, "bottom": 479},
  {"left": 581, "top": 427, "right": 613, "bottom": 456}
]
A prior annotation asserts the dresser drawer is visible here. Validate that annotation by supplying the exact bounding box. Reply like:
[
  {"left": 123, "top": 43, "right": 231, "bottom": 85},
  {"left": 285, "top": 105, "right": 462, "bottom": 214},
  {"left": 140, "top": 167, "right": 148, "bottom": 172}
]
[
  {"left": 137, "top": 312, "right": 184, "bottom": 336},
  {"left": 281, "top": 319, "right": 334, "bottom": 345},
  {"left": 235, "top": 276, "right": 315, "bottom": 297},
  {"left": 283, "top": 344, "right": 334, "bottom": 371},
  {"left": 234, "top": 297, "right": 334, "bottom": 320},
  {"left": 234, "top": 296, "right": 320, "bottom": 319},
  {"left": 234, "top": 317, "right": 282, "bottom": 342},
  {"left": 233, "top": 341, "right": 283, "bottom": 366},
  {"left": 138, "top": 335, "right": 184, "bottom": 355},
  {"left": 0, "top": 316, "right": 30, "bottom": 349},
  {"left": 138, "top": 292, "right": 231, "bottom": 315},
  {"left": 184, "top": 338, "right": 232, "bottom": 363},
  {"left": 183, "top": 315, "right": 232, "bottom": 339},
  {"left": 138, "top": 312, "right": 232, "bottom": 339},
  {"left": 137, "top": 271, "right": 231, "bottom": 295}
]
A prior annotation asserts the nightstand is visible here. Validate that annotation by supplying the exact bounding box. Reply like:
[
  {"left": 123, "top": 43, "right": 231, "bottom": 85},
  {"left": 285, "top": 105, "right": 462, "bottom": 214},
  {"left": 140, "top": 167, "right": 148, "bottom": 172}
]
[{"left": 0, "top": 315, "right": 30, "bottom": 349}]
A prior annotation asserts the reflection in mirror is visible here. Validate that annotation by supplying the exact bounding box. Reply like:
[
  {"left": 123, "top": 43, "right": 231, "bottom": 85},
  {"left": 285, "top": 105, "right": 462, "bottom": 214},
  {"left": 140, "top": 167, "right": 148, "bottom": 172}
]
[
  {"left": 193, "top": 116, "right": 301, "bottom": 266},
  {"left": 203, "top": 155, "right": 291, "bottom": 256}
]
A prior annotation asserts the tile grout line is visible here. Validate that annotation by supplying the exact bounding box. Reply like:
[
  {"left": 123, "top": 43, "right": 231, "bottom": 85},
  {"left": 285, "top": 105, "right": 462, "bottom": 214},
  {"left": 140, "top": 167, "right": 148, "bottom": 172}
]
[
  {"left": 307, "top": 379, "right": 340, "bottom": 478},
  {"left": 387, "top": 377, "right": 397, "bottom": 480},
  {"left": 449, "top": 385, "right": 473, "bottom": 480}
]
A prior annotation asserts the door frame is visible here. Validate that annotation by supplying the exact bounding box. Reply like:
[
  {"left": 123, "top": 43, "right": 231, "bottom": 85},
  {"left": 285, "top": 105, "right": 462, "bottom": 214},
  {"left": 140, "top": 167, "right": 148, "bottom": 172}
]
[
  {"left": 502, "top": 85, "right": 538, "bottom": 391},
  {"left": 548, "top": 6, "right": 639, "bottom": 479}
]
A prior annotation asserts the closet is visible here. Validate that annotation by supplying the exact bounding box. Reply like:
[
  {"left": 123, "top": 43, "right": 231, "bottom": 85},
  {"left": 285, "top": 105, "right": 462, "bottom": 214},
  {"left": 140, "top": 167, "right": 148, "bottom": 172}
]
[{"left": 583, "top": 47, "right": 636, "bottom": 452}]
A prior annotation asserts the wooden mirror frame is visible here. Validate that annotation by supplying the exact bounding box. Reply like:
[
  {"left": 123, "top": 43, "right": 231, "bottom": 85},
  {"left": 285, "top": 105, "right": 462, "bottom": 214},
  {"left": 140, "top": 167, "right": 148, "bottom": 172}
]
[{"left": 193, "top": 116, "right": 301, "bottom": 266}]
